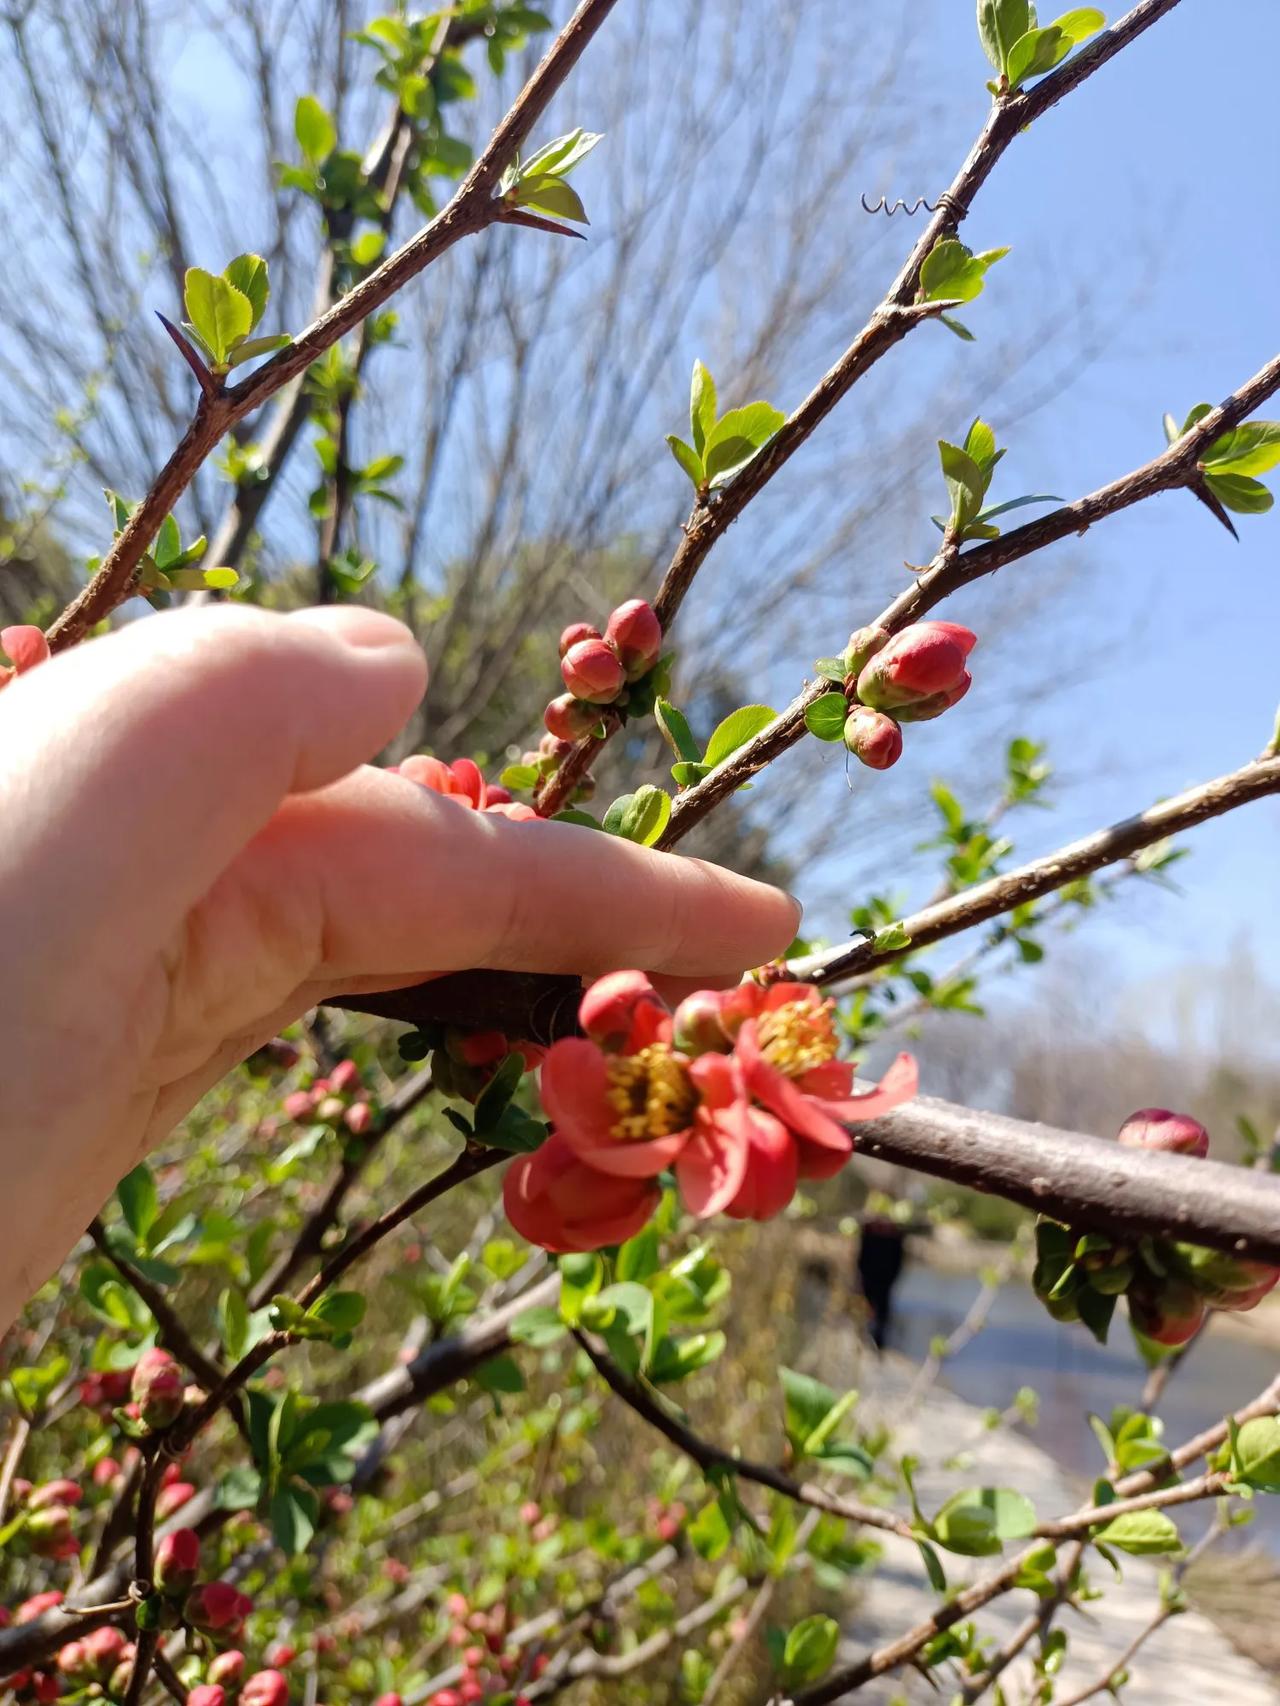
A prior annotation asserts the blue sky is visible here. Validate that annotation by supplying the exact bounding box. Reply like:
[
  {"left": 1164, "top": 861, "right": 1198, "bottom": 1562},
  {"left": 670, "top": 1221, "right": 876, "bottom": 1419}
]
[{"left": 791, "top": 1, "right": 1280, "bottom": 1018}]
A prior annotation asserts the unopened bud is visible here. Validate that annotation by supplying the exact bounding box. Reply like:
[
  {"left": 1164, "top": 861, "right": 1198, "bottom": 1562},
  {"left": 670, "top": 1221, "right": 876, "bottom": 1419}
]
[
  {"left": 189, "top": 1688, "right": 228, "bottom": 1706},
  {"left": 483, "top": 783, "right": 513, "bottom": 807},
  {"left": 891, "top": 673, "right": 972, "bottom": 722},
  {"left": 28, "top": 1479, "right": 82, "bottom": 1511},
  {"left": 544, "top": 692, "right": 601, "bottom": 742},
  {"left": 579, "top": 971, "right": 665, "bottom": 1051},
  {"left": 1173, "top": 1242, "right": 1280, "bottom": 1308},
  {"left": 558, "top": 621, "right": 600, "bottom": 658},
  {"left": 156, "top": 1480, "right": 196, "bottom": 1520},
  {"left": 605, "top": 599, "right": 662, "bottom": 681},
  {"left": 672, "top": 989, "right": 732, "bottom": 1055},
  {"left": 0, "top": 624, "right": 51, "bottom": 674},
  {"left": 130, "top": 1349, "right": 184, "bottom": 1430},
  {"left": 282, "top": 1090, "right": 316, "bottom": 1122},
  {"left": 328, "top": 1059, "right": 362, "bottom": 1095},
  {"left": 243, "top": 1670, "right": 290, "bottom": 1706},
  {"left": 1128, "top": 1278, "right": 1206, "bottom": 1347},
  {"left": 208, "top": 1650, "right": 247, "bottom": 1688},
  {"left": 561, "top": 637, "right": 626, "bottom": 704},
  {"left": 1117, "top": 1108, "right": 1209, "bottom": 1158},
  {"left": 315, "top": 1096, "right": 346, "bottom": 1125},
  {"left": 343, "top": 1101, "right": 374, "bottom": 1136},
  {"left": 539, "top": 732, "right": 573, "bottom": 761},
  {"left": 842, "top": 705, "right": 903, "bottom": 770},
  {"left": 154, "top": 1527, "right": 201, "bottom": 1596},
  {"left": 843, "top": 625, "right": 889, "bottom": 678},
  {"left": 185, "top": 1581, "right": 253, "bottom": 1637},
  {"left": 856, "top": 621, "right": 976, "bottom": 712}
]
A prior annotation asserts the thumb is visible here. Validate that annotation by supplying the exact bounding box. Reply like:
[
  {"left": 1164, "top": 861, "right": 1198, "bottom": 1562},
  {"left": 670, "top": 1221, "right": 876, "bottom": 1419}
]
[{"left": 0, "top": 604, "right": 426, "bottom": 957}]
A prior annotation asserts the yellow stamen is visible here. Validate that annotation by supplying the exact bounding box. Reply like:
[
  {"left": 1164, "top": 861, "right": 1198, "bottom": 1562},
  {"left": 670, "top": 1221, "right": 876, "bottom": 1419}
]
[
  {"left": 756, "top": 999, "right": 838, "bottom": 1078},
  {"left": 606, "top": 1044, "right": 697, "bottom": 1141}
]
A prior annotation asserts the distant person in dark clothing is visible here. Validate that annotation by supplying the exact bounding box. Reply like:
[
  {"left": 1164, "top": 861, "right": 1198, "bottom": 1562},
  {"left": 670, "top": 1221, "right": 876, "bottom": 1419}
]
[{"left": 857, "top": 1216, "right": 907, "bottom": 1350}]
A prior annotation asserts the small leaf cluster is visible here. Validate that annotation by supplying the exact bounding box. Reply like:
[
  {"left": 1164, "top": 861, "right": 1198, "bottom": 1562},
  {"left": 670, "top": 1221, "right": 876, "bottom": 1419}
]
[
  {"left": 182, "top": 253, "right": 289, "bottom": 375},
  {"left": 499, "top": 126, "right": 603, "bottom": 225},
  {"left": 666, "top": 359, "right": 786, "bottom": 494},
  {"left": 95, "top": 490, "right": 238, "bottom": 600},
  {"left": 901, "top": 1455, "right": 1036, "bottom": 1573},
  {"left": 917, "top": 241, "right": 1010, "bottom": 339},
  {"left": 655, "top": 697, "right": 777, "bottom": 789},
  {"left": 221, "top": 1388, "right": 379, "bottom": 1554},
  {"left": 1165, "top": 404, "right": 1280, "bottom": 523},
  {"left": 932, "top": 418, "right": 1061, "bottom": 543},
  {"left": 977, "top": 2, "right": 1106, "bottom": 95}
]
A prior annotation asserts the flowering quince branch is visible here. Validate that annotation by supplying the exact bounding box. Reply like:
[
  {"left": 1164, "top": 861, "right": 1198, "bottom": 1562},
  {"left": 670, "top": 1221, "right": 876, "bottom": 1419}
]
[
  {"left": 532, "top": 0, "right": 1184, "bottom": 816},
  {"left": 41, "top": 0, "right": 621, "bottom": 652},
  {"left": 779, "top": 1371, "right": 1280, "bottom": 1706}
]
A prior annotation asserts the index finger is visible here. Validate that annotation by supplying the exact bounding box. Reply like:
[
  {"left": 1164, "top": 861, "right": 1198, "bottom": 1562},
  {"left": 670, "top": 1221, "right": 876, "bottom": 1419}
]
[{"left": 239, "top": 765, "right": 802, "bottom": 985}]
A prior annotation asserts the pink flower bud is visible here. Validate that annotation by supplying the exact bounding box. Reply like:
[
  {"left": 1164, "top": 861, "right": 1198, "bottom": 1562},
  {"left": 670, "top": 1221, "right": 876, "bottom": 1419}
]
[
  {"left": 539, "top": 732, "right": 573, "bottom": 761},
  {"left": 29, "top": 1479, "right": 83, "bottom": 1511},
  {"left": 892, "top": 673, "right": 972, "bottom": 722},
  {"left": 329, "top": 1059, "right": 362, "bottom": 1095},
  {"left": 189, "top": 1688, "right": 228, "bottom": 1706},
  {"left": 267, "top": 1644, "right": 297, "bottom": 1668},
  {"left": 0, "top": 625, "right": 50, "bottom": 674},
  {"left": 856, "top": 621, "right": 976, "bottom": 711},
  {"left": 93, "top": 1457, "right": 122, "bottom": 1488},
  {"left": 672, "top": 989, "right": 732, "bottom": 1056},
  {"left": 27, "top": 1503, "right": 74, "bottom": 1552},
  {"left": 16, "top": 1591, "right": 64, "bottom": 1623},
  {"left": 1117, "top": 1108, "right": 1209, "bottom": 1158},
  {"left": 57, "top": 1641, "right": 89, "bottom": 1678},
  {"left": 605, "top": 599, "right": 662, "bottom": 681},
  {"left": 1128, "top": 1279, "right": 1206, "bottom": 1347},
  {"left": 559, "top": 621, "right": 600, "bottom": 658},
  {"left": 445, "top": 1593, "right": 469, "bottom": 1619},
  {"left": 430, "top": 1692, "right": 463, "bottom": 1706},
  {"left": 282, "top": 1090, "right": 315, "bottom": 1122},
  {"left": 130, "top": 1349, "right": 184, "bottom": 1430},
  {"left": 242, "top": 1668, "right": 290, "bottom": 1706},
  {"left": 374, "top": 1695, "right": 404, "bottom": 1706},
  {"left": 208, "top": 1650, "right": 247, "bottom": 1688},
  {"left": 544, "top": 692, "right": 601, "bottom": 742},
  {"left": 156, "top": 1480, "right": 196, "bottom": 1520},
  {"left": 842, "top": 706, "right": 903, "bottom": 770},
  {"left": 82, "top": 1627, "right": 127, "bottom": 1676},
  {"left": 483, "top": 784, "right": 514, "bottom": 807},
  {"left": 343, "top": 1100, "right": 374, "bottom": 1136},
  {"left": 185, "top": 1582, "right": 253, "bottom": 1637},
  {"left": 561, "top": 637, "right": 626, "bottom": 705},
  {"left": 579, "top": 971, "right": 665, "bottom": 1050},
  {"left": 315, "top": 1096, "right": 347, "bottom": 1125},
  {"left": 154, "top": 1527, "right": 201, "bottom": 1595},
  {"left": 518, "top": 1500, "right": 541, "bottom": 1526}
]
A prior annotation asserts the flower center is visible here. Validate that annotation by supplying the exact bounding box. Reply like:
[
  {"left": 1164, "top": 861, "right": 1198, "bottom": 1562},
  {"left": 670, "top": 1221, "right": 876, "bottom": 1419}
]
[
  {"left": 756, "top": 999, "right": 839, "bottom": 1078},
  {"left": 606, "top": 1044, "right": 697, "bottom": 1141}
]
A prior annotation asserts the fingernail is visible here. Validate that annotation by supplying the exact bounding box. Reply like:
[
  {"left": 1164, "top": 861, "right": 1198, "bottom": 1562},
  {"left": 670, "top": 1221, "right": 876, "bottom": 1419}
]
[{"left": 289, "top": 605, "right": 417, "bottom": 652}]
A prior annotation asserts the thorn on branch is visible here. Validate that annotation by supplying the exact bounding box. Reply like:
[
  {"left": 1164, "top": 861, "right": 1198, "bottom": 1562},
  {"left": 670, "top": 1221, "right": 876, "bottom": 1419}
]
[
  {"left": 1189, "top": 474, "right": 1240, "bottom": 540},
  {"left": 156, "top": 313, "right": 218, "bottom": 400},
  {"left": 496, "top": 206, "right": 589, "bottom": 241}
]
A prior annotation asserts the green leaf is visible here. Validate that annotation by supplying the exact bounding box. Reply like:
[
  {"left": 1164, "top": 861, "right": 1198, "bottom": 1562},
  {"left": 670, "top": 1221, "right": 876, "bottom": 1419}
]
[
  {"left": 307, "top": 1290, "right": 366, "bottom": 1336},
  {"left": 349, "top": 230, "right": 386, "bottom": 268},
  {"left": 781, "top": 1615, "right": 838, "bottom": 1685},
  {"left": 201, "top": 567, "right": 241, "bottom": 590},
  {"left": 518, "top": 127, "right": 602, "bottom": 180},
  {"left": 295, "top": 94, "right": 336, "bottom": 164},
  {"left": 780, "top": 1367, "right": 840, "bottom": 1452},
  {"left": 1052, "top": 7, "right": 1106, "bottom": 46},
  {"left": 976, "top": 0, "right": 1031, "bottom": 72},
  {"left": 510, "top": 1306, "right": 568, "bottom": 1347},
  {"left": 814, "top": 656, "right": 848, "bottom": 682},
  {"left": 920, "top": 240, "right": 1008, "bottom": 306},
  {"left": 214, "top": 1465, "right": 262, "bottom": 1511},
  {"left": 665, "top": 435, "right": 704, "bottom": 490},
  {"left": 931, "top": 1495, "right": 1001, "bottom": 1556},
  {"left": 512, "top": 175, "right": 588, "bottom": 223},
  {"left": 1077, "top": 1286, "right": 1117, "bottom": 1344},
  {"left": 655, "top": 698, "right": 700, "bottom": 763},
  {"left": 226, "top": 333, "right": 291, "bottom": 369},
  {"left": 703, "top": 703, "right": 776, "bottom": 767},
  {"left": 117, "top": 1164, "right": 158, "bottom": 1243},
  {"left": 690, "top": 359, "right": 717, "bottom": 456},
  {"left": 223, "top": 253, "right": 269, "bottom": 329},
  {"left": 688, "top": 1498, "right": 732, "bottom": 1560},
  {"left": 805, "top": 691, "right": 849, "bottom": 743},
  {"left": 1095, "top": 1510, "right": 1181, "bottom": 1555},
  {"left": 183, "top": 268, "right": 253, "bottom": 367},
  {"left": 218, "top": 1287, "right": 250, "bottom": 1361},
  {"left": 671, "top": 760, "right": 712, "bottom": 787},
  {"left": 616, "top": 1223, "right": 661, "bottom": 1282},
  {"left": 940, "top": 314, "right": 975, "bottom": 341},
  {"left": 1201, "top": 421, "right": 1280, "bottom": 477},
  {"left": 918, "top": 1538, "right": 948, "bottom": 1591},
  {"left": 964, "top": 417, "right": 997, "bottom": 469},
  {"left": 1202, "top": 471, "right": 1273, "bottom": 515},
  {"left": 647, "top": 1329, "right": 725, "bottom": 1383},
  {"left": 271, "top": 1481, "right": 318, "bottom": 1554},
  {"left": 939, "top": 439, "right": 988, "bottom": 529},
  {"left": 1234, "top": 1417, "right": 1280, "bottom": 1492},
  {"left": 604, "top": 784, "right": 671, "bottom": 846},
  {"left": 473, "top": 1051, "right": 525, "bottom": 1135},
  {"left": 1006, "top": 25, "right": 1072, "bottom": 87},
  {"left": 974, "top": 493, "right": 1062, "bottom": 523},
  {"left": 702, "top": 402, "right": 786, "bottom": 484},
  {"left": 500, "top": 763, "right": 540, "bottom": 791}
]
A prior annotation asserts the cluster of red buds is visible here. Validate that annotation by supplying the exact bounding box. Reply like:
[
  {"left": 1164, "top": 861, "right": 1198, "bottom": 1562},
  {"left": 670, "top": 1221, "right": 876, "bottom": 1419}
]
[
  {"left": 189, "top": 1663, "right": 289, "bottom": 1706},
  {"left": 0, "top": 624, "right": 50, "bottom": 693},
  {"left": 426, "top": 1591, "right": 543, "bottom": 1704},
  {"left": 282, "top": 1057, "right": 377, "bottom": 1137},
  {"left": 826, "top": 621, "right": 976, "bottom": 771},
  {"left": 504, "top": 971, "right": 916, "bottom": 1252},
  {"left": 2, "top": 1612, "right": 128, "bottom": 1701},
  {"left": 531, "top": 599, "right": 665, "bottom": 799},
  {"left": 6, "top": 1478, "right": 84, "bottom": 1561},
  {"left": 428, "top": 1030, "right": 546, "bottom": 1103},
  {"left": 1034, "top": 1108, "right": 1280, "bottom": 1346}
]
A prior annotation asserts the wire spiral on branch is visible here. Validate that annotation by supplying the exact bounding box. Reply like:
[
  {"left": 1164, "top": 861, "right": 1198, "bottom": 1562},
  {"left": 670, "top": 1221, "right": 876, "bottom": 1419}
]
[{"left": 860, "top": 191, "right": 943, "bottom": 216}]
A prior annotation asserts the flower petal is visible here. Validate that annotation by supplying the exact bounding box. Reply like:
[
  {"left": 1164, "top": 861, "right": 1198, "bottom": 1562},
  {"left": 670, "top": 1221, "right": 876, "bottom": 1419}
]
[
  {"left": 820, "top": 1052, "right": 918, "bottom": 1122},
  {"left": 677, "top": 1115, "right": 748, "bottom": 1218},
  {"left": 737, "top": 1020, "right": 851, "bottom": 1151},
  {"left": 537, "top": 1038, "right": 613, "bottom": 1148}
]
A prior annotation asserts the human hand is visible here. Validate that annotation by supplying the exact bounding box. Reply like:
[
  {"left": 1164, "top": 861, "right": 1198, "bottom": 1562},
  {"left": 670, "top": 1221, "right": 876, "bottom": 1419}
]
[{"left": 0, "top": 606, "right": 799, "bottom": 1325}]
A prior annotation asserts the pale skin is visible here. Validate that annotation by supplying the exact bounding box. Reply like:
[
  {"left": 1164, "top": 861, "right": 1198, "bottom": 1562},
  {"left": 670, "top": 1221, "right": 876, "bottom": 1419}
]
[{"left": 0, "top": 605, "right": 801, "bottom": 1333}]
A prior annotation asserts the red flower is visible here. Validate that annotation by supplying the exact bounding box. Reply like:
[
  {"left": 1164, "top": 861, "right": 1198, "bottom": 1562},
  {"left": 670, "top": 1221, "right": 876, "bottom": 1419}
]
[{"left": 503, "top": 1132, "right": 660, "bottom": 1252}]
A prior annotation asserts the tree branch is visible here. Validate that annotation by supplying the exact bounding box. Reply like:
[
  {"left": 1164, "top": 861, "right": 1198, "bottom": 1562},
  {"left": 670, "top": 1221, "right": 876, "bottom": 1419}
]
[
  {"left": 44, "top": 0, "right": 621, "bottom": 651},
  {"left": 534, "top": 0, "right": 1187, "bottom": 815}
]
